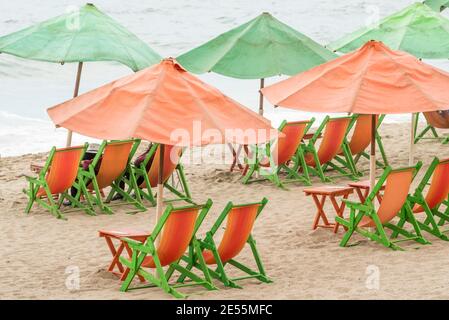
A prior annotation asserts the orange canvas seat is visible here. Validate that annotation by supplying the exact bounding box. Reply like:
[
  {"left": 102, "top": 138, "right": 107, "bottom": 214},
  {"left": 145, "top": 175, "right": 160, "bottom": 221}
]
[{"left": 23, "top": 145, "right": 94, "bottom": 219}]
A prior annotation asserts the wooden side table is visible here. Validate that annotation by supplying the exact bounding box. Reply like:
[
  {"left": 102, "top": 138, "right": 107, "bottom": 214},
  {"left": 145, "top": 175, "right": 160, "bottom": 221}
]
[
  {"left": 348, "top": 180, "right": 385, "bottom": 204},
  {"left": 303, "top": 186, "right": 354, "bottom": 233},
  {"left": 229, "top": 144, "right": 249, "bottom": 172},
  {"left": 99, "top": 228, "right": 150, "bottom": 281}
]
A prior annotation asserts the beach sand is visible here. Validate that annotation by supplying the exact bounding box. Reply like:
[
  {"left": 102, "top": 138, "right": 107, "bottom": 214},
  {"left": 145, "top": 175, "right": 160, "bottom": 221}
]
[{"left": 2, "top": 122, "right": 449, "bottom": 300}]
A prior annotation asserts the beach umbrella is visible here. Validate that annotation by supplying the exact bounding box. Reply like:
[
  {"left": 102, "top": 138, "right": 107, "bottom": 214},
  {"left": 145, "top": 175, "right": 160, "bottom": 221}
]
[
  {"left": 47, "top": 58, "right": 278, "bottom": 230},
  {"left": 0, "top": 3, "right": 162, "bottom": 146},
  {"left": 177, "top": 12, "right": 336, "bottom": 116},
  {"left": 261, "top": 41, "right": 449, "bottom": 191},
  {"left": 328, "top": 2, "right": 449, "bottom": 164},
  {"left": 424, "top": 0, "right": 449, "bottom": 11}
]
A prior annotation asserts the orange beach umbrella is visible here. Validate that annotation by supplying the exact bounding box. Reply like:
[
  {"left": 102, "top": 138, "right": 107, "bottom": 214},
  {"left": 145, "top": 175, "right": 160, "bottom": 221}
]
[
  {"left": 48, "top": 58, "right": 277, "bottom": 227},
  {"left": 262, "top": 41, "right": 449, "bottom": 189}
]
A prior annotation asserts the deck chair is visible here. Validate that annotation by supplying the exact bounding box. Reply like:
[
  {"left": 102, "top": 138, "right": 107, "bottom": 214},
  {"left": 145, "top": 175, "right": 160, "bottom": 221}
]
[
  {"left": 414, "top": 111, "right": 449, "bottom": 145},
  {"left": 76, "top": 139, "right": 145, "bottom": 214},
  {"left": 329, "top": 114, "right": 388, "bottom": 176},
  {"left": 23, "top": 144, "right": 94, "bottom": 219},
  {"left": 393, "top": 157, "right": 449, "bottom": 240},
  {"left": 116, "top": 143, "right": 191, "bottom": 207},
  {"left": 293, "top": 116, "right": 353, "bottom": 182},
  {"left": 178, "top": 198, "right": 271, "bottom": 288},
  {"left": 335, "top": 164, "right": 430, "bottom": 251},
  {"left": 242, "top": 119, "right": 314, "bottom": 188},
  {"left": 119, "top": 200, "right": 215, "bottom": 299}
]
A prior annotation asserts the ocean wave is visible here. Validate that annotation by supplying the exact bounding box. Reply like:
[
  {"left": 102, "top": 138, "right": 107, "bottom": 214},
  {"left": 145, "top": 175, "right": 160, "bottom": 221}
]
[{"left": 0, "top": 111, "right": 98, "bottom": 157}]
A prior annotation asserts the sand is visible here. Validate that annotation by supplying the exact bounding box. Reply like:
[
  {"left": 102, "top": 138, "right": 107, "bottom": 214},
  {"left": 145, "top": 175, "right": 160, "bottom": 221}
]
[{"left": 1, "top": 122, "right": 449, "bottom": 300}]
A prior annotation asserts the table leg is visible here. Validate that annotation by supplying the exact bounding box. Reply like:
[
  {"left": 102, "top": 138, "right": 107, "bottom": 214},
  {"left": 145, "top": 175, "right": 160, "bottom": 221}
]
[
  {"left": 330, "top": 194, "right": 349, "bottom": 233},
  {"left": 121, "top": 242, "right": 146, "bottom": 283},
  {"left": 229, "top": 144, "right": 243, "bottom": 172},
  {"left": 311, "top": 194, "right": 330, "bottom": 229},
  {"left": 105, "top": 236, "right": 125, "bottom": 274}
]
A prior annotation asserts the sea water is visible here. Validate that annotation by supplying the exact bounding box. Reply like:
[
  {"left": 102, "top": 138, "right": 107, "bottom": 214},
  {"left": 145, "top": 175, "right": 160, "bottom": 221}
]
[{"left": 0, "top": 0, "right": 447, "bottom": 156}]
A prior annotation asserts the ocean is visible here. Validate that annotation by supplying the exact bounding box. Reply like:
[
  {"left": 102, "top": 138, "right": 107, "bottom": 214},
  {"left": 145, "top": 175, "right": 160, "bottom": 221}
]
[{"left": 0, "top": 0, "right": 447, "bottom": 156}]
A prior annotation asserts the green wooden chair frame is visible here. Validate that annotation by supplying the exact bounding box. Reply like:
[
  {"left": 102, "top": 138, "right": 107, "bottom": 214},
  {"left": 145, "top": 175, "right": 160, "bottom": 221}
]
[
  {"left": 75, "top": 139, "right": 145, "bottom": 215},
  {"left": 22, "top": 144, "right": 95, "bottom": 219},
  {"left": 394, "top": 157, "right": 449, "bottom": 241},
  {"left": 335, "top": 163, "right": 430, "bottom": 251},
  {"left": 178, "top": 198, "right": 271, "bottom": 289},
  {"left": 119, "top": 200, "right": 216, "bottom": 299},
  {"left": 242, "top": 119, "right": 315, "bottom": 188}
]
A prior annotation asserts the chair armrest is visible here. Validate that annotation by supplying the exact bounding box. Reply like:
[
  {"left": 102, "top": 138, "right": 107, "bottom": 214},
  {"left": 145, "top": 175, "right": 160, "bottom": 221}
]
[
  {"left": 120, "top": 237, "right": 150, "bottom": 253},
  {"left": 24, "top": 176, "right": 44, "bottom": 185},
  {"left": 342, "top": 199, "right": 372, "bottom": 211}
]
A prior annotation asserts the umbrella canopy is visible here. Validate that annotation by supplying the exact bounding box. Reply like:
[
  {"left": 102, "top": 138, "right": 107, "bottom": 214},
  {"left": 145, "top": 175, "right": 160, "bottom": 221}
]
[
  {"left": 47, "top": 58, "right": 278, "bottom": 231},
  {"left": 47, "top": 58, "right": 278, "bottom": 147},
  {"left": 262, "top": 41, "right": 449, "bottom": 114},
  {"left": 262, "top": 41, "right": 449, "bottom": 190},
  {"left": 328, "top": 2, "right": 449, "bottom": 59},
  {"left": 0, "top": 3, "right": 161, "bottom": 71},
  {"left": 177, "top": 12, "right": 336, "bottom": 79},
  {"left": 424, "top": 0, "right": 449, "bottom": 11}
]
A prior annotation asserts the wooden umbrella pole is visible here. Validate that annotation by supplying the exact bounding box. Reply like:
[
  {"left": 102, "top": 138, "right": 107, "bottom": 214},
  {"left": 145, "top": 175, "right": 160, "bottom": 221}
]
[
  {"left": 258, "top": 78, "right": 265, "bottom": 116},
  {"left": 66, "top": 61, "right": 84, "bottom": 147},
  {"left": 409, "top": 113, "right": 416, "bottom": 166},
  {"left": 369, "top": 114, "right": 376, "bottom": 193},
  {"left": 155, "top": 143, "right": 165, "bottom": 246}
]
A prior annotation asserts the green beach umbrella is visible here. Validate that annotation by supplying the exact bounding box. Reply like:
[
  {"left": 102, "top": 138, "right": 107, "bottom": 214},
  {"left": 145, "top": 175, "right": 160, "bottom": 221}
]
[
  {"left": 0, "top": 3, "right": 162, "bottom": 146},
  {"left": 328, "top": 2, "right": 449, "bottom": 59},
  {"left": 424, "top": 0, "right": 449, "bottom": 11},
  {"left": 177, "top": 12, "right": 336, "bottom": 115},
  {"left": 329, "top": 2, "right": 449, "bottom": 166}
]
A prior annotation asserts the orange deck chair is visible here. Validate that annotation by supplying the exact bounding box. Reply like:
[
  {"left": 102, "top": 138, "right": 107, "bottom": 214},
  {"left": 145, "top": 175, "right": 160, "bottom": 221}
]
[
  {"left": 393, "top": 157, "right": 449, "bottom": 240},
  {"left": 329, "top": 114, "right": 388, "bottom": 176},
  {"left": 294, "top": 116, "right": 352, "bottom": 182},
  {"left": 77, "top": 139, "right": 145, "bottom": 214},
  {"left": 118, "top": 200, "right": 215, "bottom": 299},
  {"left": 23, "top": 144, "right": 94, "bottom": 219},
  {"left": 336, "top": 164, "right": 429, "bottom": 250},
  {"left": 242, "top": 119, "right": 314, "bottom": 187},
  {"left": 178, "top": 198, "right": 271, "bottom": 288},
  {"left": 117, "top": 143, "right": 192, "bottom": 206}
]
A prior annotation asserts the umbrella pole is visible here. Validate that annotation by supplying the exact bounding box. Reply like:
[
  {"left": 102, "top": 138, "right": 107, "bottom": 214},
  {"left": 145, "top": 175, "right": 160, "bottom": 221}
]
[
  {"left": 258, "top": 78, "right": 265, "bottom": 116},
  {"left": 66, "top": 62, "right": 84, "bottom": 147},
  {"left": 409, "top": 113, "right": 416, "bottom": 166},
  {"left": 155, "top": 143, "right": 165, "bottom": 246},
  {"left": 369, "top": 114, "right": 376, "bottom": 192}
]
